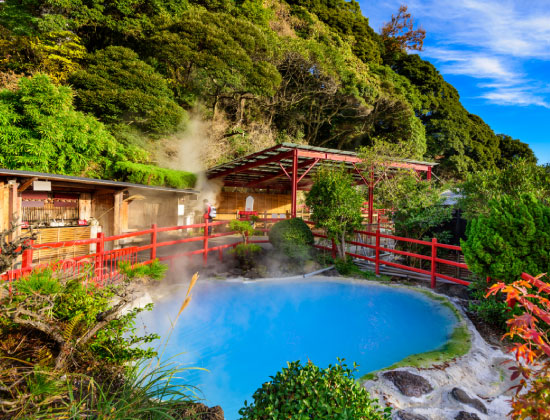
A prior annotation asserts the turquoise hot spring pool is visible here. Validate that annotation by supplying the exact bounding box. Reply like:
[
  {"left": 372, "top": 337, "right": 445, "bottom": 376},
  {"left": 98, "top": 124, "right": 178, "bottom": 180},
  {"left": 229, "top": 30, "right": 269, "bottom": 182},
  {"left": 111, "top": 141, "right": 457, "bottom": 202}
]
[{"left": 137, "top": 278, "right": 457, "bottom": 420}]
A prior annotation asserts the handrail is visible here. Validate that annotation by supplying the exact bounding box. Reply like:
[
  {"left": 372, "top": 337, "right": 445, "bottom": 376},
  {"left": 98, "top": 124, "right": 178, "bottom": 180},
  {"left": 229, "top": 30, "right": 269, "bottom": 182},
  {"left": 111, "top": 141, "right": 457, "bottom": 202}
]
[{"left": 2, "top": 217, "right": 472, "bottom": 290}]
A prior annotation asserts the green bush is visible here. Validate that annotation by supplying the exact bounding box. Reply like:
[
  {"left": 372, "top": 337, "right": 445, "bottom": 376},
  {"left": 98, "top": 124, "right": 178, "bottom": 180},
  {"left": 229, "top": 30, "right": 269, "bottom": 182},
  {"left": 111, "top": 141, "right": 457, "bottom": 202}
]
[
  {"left": 268, "top": 218, "right": 314, "bottom": 261},
  {"left": 461, "top": 193, "right": 550, "bottom": 284},
  {"left": 239, "top": 360, "right": 391, "bottom": 420},
  {"left": 114, "top": 161, "right": 197, "bottom": 189},
  {"left": 468, "top": 281, "right": 522, "bottom": 330}
]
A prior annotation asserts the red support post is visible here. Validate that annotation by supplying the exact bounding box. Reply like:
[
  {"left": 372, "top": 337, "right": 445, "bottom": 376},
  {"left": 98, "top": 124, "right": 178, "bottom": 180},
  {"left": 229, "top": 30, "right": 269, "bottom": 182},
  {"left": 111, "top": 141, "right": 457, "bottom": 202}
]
[
  {"left": 203, "top": 219, "right": 209, "bottom": 266},
  {"left": 21, "top": 239, "right": 34, "bottom": 273},
  {"left": 291, "top": 149, "right": 298, "bottom": 218},
  {"left": 431, "top": 237, "right": 437, "bottom": 289},
  {"left": 375, "top": 229, "right": 380, "bottom": 275},
  {"left": 368, "top": 168, "right": 374, "bottom": 225},
  {"left": 427, "top": 167, "right": 432, "bottom": 181},
  {"left": 331, "top": 239, "right": 337, "bottom": 259},
  {"left": 150, "top": 223, "right": 157, "bottom": 261},
  {"left": 96, "top": 232, "right": 105, "bottom": 285}
]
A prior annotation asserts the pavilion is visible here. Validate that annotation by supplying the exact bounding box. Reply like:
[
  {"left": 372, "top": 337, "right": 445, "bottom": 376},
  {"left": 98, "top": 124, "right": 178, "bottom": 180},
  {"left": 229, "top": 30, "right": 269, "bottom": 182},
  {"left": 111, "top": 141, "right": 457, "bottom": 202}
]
[{"left": 206, "top": 143, "right": 437, "bottom": 223}]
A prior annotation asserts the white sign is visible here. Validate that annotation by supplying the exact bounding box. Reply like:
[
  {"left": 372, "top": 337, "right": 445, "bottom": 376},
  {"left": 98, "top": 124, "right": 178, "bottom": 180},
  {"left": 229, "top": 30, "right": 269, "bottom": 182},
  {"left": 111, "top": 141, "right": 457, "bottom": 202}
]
[
  {"left": 245, "top": 195, "right": 254, "bottom": 211},
  {"left": 33, "top": 180, "right": 51, "bottom": 191}
]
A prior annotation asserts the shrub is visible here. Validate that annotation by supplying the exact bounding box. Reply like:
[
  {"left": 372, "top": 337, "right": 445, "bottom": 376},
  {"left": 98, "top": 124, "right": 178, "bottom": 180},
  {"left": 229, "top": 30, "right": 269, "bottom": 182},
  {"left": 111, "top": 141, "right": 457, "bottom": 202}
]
[
  {"left": 239, "top": 360, "right": 391, "bottom": 420},
  {"left": 268, "top": 217, "right": 314, "bottom": 261},
  {"left": 468, "top": 281, "right": 522, "bottom": 330},
  {"left": 461, "top": 193, "right": 550, "bottom": 284},
  {"left": 0, "top": 259, "right": 185, "bottom": 417}
]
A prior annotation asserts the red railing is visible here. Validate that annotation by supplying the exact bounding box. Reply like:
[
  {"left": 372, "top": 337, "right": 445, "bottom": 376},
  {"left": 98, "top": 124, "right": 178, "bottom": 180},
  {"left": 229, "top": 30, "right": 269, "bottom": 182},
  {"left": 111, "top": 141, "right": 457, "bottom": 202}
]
[
  {"left": 1, "top": 217, "right": 471, "bottom": 290},
  {"left": 305, "top": 221, "right": 471, "bottom": 287}
]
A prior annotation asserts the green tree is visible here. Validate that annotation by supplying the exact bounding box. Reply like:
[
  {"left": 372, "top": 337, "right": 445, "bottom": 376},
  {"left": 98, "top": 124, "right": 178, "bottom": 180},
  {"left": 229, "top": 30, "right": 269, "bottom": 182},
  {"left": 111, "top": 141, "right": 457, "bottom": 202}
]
[
  {"left": 306, "top": 166, "right": 364, "bottom": 260},
  {"left": 0, "top": 74, "right": 118, "bottom": 177},
  {"left": 149, "top": 9, "right": 281, "bottom": 114},
  {"left": 497, "top": 134, "right": 537, "bottom": 166},
  {"left": 461, "top": 194, "right": 550, "bottom": 283},
  {"left": 69, "top": 46, "right": 186, "bottom": 134},
  {"left": 459, "top": 159, "right": 550, "bottom": 220}
]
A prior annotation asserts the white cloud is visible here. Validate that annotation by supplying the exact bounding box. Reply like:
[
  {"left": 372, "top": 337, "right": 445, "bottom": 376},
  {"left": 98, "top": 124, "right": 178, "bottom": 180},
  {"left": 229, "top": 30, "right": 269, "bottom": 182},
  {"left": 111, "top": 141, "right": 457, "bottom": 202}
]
[
  {"left": 363, "top": 0, "right": 550, "bottom": 108},
  {"left": 481, "top": 88, "right": 550, "bottom": 108}
]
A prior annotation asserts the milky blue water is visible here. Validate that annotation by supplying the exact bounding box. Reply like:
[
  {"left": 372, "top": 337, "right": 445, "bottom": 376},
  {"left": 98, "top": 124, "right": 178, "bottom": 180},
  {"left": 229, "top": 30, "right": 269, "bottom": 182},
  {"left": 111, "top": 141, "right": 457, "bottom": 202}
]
[{"left": 137, "top": 278, "right": 456, "bottom": 420}]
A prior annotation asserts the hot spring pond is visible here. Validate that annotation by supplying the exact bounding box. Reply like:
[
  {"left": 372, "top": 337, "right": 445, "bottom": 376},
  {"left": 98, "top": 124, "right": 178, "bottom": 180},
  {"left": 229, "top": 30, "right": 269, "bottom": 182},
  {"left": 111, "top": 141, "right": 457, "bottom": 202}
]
[{"left": 138, "top": 278, "right": 457, "bottom": 420}]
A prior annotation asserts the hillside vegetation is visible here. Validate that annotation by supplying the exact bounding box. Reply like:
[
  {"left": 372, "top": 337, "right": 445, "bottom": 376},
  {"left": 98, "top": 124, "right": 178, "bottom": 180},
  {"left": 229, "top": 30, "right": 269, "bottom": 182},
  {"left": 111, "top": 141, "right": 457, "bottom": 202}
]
[{"left": 0, "top": 0, "right": 536, "bottom": 185}]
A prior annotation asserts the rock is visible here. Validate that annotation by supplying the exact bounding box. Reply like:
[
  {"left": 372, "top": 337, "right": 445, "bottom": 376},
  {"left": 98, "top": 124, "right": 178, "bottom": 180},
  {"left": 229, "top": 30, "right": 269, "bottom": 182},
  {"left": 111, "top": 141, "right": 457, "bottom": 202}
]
[
  {"left": 396, "top": 410, "right": 430, "bottom": 420},
  {"left": 451, "top": 387, "right": 488, "bottom": 414},
  {"left": 175, "top": 402, "right": 224, "bottom": 420},
  {"left": 436, "top": 282, "right": 470, "bottom": 299},
  {"left": 455, "top": 411, "right": 481, "bottom": 420},
  {"left": 382, "top": 370, "right": 433, "bottom": 397}
]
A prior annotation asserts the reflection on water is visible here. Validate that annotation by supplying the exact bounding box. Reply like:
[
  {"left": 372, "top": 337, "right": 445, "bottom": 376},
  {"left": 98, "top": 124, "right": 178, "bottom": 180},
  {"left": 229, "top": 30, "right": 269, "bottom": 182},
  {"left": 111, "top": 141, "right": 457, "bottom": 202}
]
[{"left": 137, "top": 279, "right": 456, "bottom": 420}]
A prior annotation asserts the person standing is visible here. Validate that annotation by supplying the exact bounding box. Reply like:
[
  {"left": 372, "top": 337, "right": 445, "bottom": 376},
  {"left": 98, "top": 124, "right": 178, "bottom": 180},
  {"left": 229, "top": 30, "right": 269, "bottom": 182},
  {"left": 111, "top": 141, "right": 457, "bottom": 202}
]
[{"left": 203, "top": 198, "right": 214, "bottom": 235}]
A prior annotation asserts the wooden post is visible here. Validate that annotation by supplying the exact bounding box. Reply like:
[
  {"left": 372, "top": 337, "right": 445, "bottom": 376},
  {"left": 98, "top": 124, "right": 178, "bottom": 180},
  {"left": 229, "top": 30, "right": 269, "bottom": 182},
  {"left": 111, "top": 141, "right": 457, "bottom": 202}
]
[
  {"left": 203, "top": 219, "right": 209, "bottom": 266},
  {"left": 21, "top": 239, "right": 34, "bottom": 273},
  {"left": 150, "top": 223, "right": 157, "bottom": 261},
  {"left": 331, "top": 239, "right": 337, "bottom": 259},
  {"left": 375, "top": 229, "right": 380, "bottom": 275},
  {"left": 431, "top": 237, "right": 437, "bottom": 289},
  {"left": 113, "top": 191, "right": 123, "bottom": 237},
  {"left": 96, "top": 232, "right": 105, "bottom": 285}
]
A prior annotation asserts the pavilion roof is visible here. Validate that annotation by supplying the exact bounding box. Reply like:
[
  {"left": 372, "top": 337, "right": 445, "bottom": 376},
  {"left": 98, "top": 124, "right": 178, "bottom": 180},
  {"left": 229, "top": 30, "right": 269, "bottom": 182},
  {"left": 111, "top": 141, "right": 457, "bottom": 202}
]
[{"left": 206, "top": 143, "right": 436, "bottom": 191}]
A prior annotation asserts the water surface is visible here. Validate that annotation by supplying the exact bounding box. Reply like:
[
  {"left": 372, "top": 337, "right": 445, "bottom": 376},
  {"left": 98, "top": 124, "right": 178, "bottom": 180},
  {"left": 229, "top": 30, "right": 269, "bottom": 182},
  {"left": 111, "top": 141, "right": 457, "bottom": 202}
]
[{"left": 138, "top": 278, "right": 456, "bottom": 420}]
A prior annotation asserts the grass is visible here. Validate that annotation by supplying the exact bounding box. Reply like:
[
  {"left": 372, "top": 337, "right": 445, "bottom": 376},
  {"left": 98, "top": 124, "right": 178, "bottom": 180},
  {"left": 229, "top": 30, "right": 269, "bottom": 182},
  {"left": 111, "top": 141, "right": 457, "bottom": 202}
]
[{"left": 359, "top": 286, "right": 472, "bottom": 382}]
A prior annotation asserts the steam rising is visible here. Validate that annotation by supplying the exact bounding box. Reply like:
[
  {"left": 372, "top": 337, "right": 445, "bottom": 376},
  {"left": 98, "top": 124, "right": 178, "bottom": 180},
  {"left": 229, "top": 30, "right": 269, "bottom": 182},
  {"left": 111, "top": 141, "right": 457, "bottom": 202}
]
[{"left": 158, "top": 114, "right": 223, "bottom": 209}]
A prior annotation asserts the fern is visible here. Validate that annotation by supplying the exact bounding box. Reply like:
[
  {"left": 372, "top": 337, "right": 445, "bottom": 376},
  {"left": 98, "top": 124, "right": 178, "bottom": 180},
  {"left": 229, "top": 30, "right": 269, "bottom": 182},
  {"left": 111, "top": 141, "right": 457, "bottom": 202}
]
[
  {"left": 63, "top": 312, "right": 84, "bottom": 343},
  {"left": 35, "top": 347, "right": 53, "bottom": 366}
]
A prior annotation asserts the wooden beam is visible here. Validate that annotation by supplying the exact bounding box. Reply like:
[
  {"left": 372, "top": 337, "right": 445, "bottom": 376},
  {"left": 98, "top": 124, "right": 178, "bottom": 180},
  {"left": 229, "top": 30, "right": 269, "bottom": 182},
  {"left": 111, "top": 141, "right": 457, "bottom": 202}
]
[
  {"left": 245, "top": 159, "right": 319, "bottom": 188},
  {"left": 18, "top": 177, "right": 38, "bottom": 193},
  {"left": 208, "top": 151, "right": 294, "bottom": 179}
]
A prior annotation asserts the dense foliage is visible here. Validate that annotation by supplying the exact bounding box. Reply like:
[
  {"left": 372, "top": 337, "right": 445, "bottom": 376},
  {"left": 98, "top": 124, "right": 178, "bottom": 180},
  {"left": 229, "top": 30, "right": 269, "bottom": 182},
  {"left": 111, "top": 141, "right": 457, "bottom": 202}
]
[
  {"left": 0, "top": 0, "right": 533, "bottom": 180},
  {"left": 0, "top": 75, "right": 118, "bottom": 177},
  {"left": 268, "top": 217, "right": 314, "bottom": 261},
  {"left": 239, "top": 359, "right": 391, "bottom": 419},
  {"left": 458, "top": 159, "right": 550, "bottom": 220},
  {"left": 0, "top": 259, "right": 198, "bottom": 418},
  {"left": 488, "top": 273, "right": 550, "bottom": 419},
  {"left": 306, "top": 167, "right": 363, "bottom": 260},
  {"left": 461, "top": 194, "right": 550, "bottom": 284}
]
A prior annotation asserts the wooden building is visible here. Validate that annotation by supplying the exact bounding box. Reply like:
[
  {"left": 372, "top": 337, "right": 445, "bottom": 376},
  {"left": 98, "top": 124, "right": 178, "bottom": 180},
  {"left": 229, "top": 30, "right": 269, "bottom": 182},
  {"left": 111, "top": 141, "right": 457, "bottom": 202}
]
[{"left": 0, "top": 169, "right": 198, "bottom": 262}]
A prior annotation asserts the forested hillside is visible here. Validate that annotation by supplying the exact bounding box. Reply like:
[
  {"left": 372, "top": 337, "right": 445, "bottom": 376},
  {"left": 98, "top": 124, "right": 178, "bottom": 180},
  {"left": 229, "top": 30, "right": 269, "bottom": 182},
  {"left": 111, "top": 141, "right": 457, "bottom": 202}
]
[{"left": 0, "top": 0, "right": 536, "bottom": 186}]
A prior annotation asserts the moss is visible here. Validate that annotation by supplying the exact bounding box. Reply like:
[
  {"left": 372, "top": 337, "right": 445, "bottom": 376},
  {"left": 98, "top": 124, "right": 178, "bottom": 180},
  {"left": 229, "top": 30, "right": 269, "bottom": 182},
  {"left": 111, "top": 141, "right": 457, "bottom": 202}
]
[
  {"left": 114, "top": 161, "right": 196, "bottom": 189},
  {"left": 359, "top": 287, "right": 471, "bottom": 381}
]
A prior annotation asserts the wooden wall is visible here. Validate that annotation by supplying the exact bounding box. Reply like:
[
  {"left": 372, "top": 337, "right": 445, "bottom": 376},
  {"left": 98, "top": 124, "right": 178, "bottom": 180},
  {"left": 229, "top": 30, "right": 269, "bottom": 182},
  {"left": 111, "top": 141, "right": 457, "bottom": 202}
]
[
  {"left": 126, "top": 191, "right": 179, "bottom": 230},
  {"left": 216, "top": 191, "right": 291, "bottom": 219},
  {"left": 33, "top": 226, "right": 91, "bottom": 263}
]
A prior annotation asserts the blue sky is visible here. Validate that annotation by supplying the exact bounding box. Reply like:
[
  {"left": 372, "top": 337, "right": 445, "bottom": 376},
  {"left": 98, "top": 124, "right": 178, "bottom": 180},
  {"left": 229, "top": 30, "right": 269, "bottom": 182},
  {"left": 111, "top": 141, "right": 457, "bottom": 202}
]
[{"left": 358, "top": 0, "right": 550, "bottom": 164}]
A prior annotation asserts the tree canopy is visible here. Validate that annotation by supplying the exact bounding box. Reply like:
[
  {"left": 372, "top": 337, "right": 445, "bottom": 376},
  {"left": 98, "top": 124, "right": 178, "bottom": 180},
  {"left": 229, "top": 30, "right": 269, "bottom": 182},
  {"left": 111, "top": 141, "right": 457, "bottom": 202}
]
[{"left": 0, "top": 0, "right": 536, "bottom": 184}]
